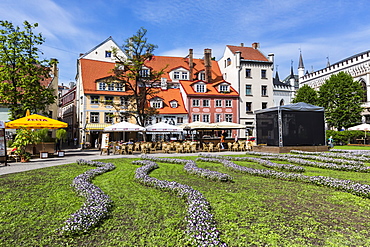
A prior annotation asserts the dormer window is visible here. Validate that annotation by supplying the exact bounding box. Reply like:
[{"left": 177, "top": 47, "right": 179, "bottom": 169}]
[
  {"left": 171, "top": 68, "right": 189, "bottom": 81},
  {"left": 219, "top": 84, "right": 230, "bottom": 93},
  {"left": 150, "top": 97, "right": 163, "bottom": 109},
  {"left": 140, "top": 68, "right": 150, "bottom": 77},
  {"left": 170, "top": 100, "right": 178, "bottom": 108},
  {"left": 195, "top": 84, "right": 206, "bottom": 93},
  {"left": 198, "top": 72, "right": 205, "bottom": 81}
]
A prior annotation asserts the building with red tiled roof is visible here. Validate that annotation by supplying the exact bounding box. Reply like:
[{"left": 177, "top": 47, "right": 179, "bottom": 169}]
[{"left": 218, "top": 43, "right": 274, "bottom": 137}]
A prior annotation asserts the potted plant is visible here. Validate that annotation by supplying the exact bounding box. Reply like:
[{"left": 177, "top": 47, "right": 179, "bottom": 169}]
[
  {"left": 56, "top": 129, "right": 67, "bottom": 156},
  {"left": 11, "top": 128, "right": 36, "bottom": 162},
  {"left": 34, "top": 128, "right": 50, "bottom": 158}
]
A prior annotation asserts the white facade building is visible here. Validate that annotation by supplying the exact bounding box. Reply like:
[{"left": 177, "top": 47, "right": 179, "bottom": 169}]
[
  {"left": 218, "top": 43, "right": 274, "bottom": 137},
  {"left": 299, "top": 50, "right": 370, "bottom": 122}
]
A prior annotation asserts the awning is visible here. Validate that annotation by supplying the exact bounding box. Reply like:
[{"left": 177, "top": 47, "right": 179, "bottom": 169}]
[
  {"left": 86, "top": 123, "right": 111, "bottom": 130},
  {"left": 5, "top": 113, "right": 68, "bottom": 129}
]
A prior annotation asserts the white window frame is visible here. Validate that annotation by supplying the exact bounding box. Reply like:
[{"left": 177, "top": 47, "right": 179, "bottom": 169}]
[
  {"left": 90, "top": 112, "right": 99, "bottom": 123},
  {"left": 219, "top": 85, "right": 229, "bottom": 92},
  {"left": 90, "top": 96, "right": 99, "bottom": 104},
  {"left": 225, "top": 100, "right": 232, "bottom": 107},
  {"left": 225, "top": 114, "right": 232, "bottom": 122},
  {"left": 192, "top": 99, "right": 200, "bottom": 107},
  {"left": 99, "top": 82, "right": 106, "bottom": 90},
  {"left": 203, "top": 99, "right": 210, "bottom": 107},
  {"left": 202, "top": 114, "right": 210, "bottom": 123},
  {"left": 195, "top": 84, "right": 205, "bottom": 93},
  {"left": 193, "top": 114, "right": 200, "bottom": 122},
  {"left": 170, "top": 101, "right": 178, "bottom": 108},
  {"left": 215, "top": 99, "right": 222, "bottom": 107}
]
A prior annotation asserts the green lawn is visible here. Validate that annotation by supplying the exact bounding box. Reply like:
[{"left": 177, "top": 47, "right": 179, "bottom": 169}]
[{"left": 1, "top": 153, "right": 370, "bottom": 246}]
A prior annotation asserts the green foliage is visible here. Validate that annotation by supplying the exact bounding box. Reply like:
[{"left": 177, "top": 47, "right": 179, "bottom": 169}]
[
  {"left": 112, "top": 27, "right": 165, "bottom": 127},
  {"left": 56, "top": 129, "right": 67, "bottom": 141},
  {"left": 34, "top": 128, "right": 50, "bottom": 143},
  {"left": 0, "top": 20, "right": 56, "bottom": 120},
  {"left": 292, "top": 84, "right": 318, "bottom": 105},
  {"left": 326, "top": 130, "right": 365, "bottom": 145},
  {"left": 318, "top": 72, "right": 364, "bottom": 130},
  {"left": 10, "top": 128, "right": 37, "bottom": 157}
]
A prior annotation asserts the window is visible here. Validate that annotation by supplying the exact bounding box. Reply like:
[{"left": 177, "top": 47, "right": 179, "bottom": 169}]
[
  {"left": 145, "top": 117, "right": 153, "bottom": 126},
  {"left": 215, "top": 114, "right": 222, "bottom": 122},
  {"left": 199, "top": 72, "right": 205, "bottom": 80},
  {"left": 90, "top": 112, "right": 99, "bottom": 123},
  {"left": 90, "top": 96, "right": 99, "bottom": 104},
  {"left": 181, "top": 71, "right": 188, "bottom": 80},
  {"left": 105, "top": 51, "right": 112, "bottom": 57},
  {"left": 219, "top": 85, "right": 229, "bottom": 92},
  {"left": 262, "top": 102, "right": 267, "bottom": 109},
  {"left": 156, "top": 117, "right": 162, "bottom": 123},
  {"left": 280, "top": 99, "right": 285, "bottom": 106},
  {"left": 120, "top": 115, "right": 128, "bottom": 122},
  {"left": 170, "top": 101, "right": 178, "bottom": 108},
  {"left": 246, "top": 69, "right": 251, "bottom": 78},
  {"left": 99, "top": 82, "right": 106, "bottom": 90},
  {"left": 225, "top": 114, "right": 232, "bottom": 122},
  {"left": 116, "top": 83, "right": 123, "bottom": 91},
  {"left": 105, "top": 96, "right": 113, "bottom": 103},
  {"left": 177, "top": 117, "right": 184, "bottom": 124},
  {"left": 107, "top": 83, "right": 114, "bottom": 91},
  {"left": 193, "top": 114, "right": 200, "bottom": 122},
  {"left": 226, "top": 58, "right": 231, "bottom": 66},
  {"left": 261, "top": 69, "right": 267, "bottom": 79},
  {"left": 202, "top": 114, "right": 210, "bottom": 123},
  {"left": 261, "top": 85, "right": 267, "bottom": 96},
  {"left": 246, "top": 85, "right": 252, "bottom": 95},
  {"left": 215, "top": 99, "right": 222, "bottom": 107},
  {"left": 203, "top": 99, "right": 210, "bottom": 107},
  {"left": 152, "top": 101, "right": 162, "bottom": 109},
  {"left": 361, "top": 80, "right": 367, "bottom": 102},
  {"left": 120, "top": 97, "right": 129, "bottom": 108},
  {"left": 174, "top": 71, "right": 180, "bottom": 80},
  {"left": 140, "top": 69, "right": 149, "bottom": 77},
  {"left": 246, "top": 102, "right": 252, "bottom": 112},
  {"left": 105, "top": 112, "right": 113, "bottom": 123},
  {"left": 195, "top": 84, "right": 206, "bottom": 93},
  {"left": 225, "top": 100, "right": 232, "bottom": 107},
  {"left": 192, "top": 99, "right": 200, "bottom": 107}
]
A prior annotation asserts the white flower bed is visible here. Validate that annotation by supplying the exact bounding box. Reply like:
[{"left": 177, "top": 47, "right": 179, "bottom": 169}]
[
  {"left": 133, "top": 159, "right": 227, "bottom": 247},
  {"left": 198, "top": 155, "right": 370, "bottom": 198},
  {"left": 60, "top": 159, "right": 115, "bottom": 235},
  {"left": 140, "top": 154, "right": 233, "bottom": 182}
]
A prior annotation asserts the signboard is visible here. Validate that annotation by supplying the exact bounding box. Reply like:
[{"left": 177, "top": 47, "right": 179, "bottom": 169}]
[{"left": 101, "top": 133, "right": 110, "bottom": 149}]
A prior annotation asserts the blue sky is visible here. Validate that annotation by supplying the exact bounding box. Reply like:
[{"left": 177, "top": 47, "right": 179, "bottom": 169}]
[{"left": 1, "top": 0, "right": 370, "bottom": 86}]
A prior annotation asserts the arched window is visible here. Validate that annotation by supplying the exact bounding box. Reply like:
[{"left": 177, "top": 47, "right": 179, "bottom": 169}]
[
  {"left": 360, "top": 80, "right": 367, "bottom": 102},
  {"left": 280, "top": 99, "right": 284, "bottom": 106}
]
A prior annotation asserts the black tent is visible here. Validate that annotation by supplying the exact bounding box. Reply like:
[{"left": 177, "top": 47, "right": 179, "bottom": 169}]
[{"left": 255, "top": 102, "right": 326, "bottom": 147}]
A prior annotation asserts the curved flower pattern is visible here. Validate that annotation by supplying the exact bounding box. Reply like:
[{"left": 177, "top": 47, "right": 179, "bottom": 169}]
[
  {"left": 140, "top": 154, "right": 233, "bottom": 182},
  {"left": 133, "top": 159, "right": 227, "bottom": 247},
  {"left": 291, "top": 150, "right": 370, "bottom": 162},
  {"left": 197, "top": 156, "right": 370, "bottom": 199},
  {"left": 60, "top": 159, "right": 115, "bottom": 235},
  {"left": 248, "top": 151, "right": 364, "bottom": 166},
  {"left": 199, "top": 153, "right": 305, "bottom": 172}
]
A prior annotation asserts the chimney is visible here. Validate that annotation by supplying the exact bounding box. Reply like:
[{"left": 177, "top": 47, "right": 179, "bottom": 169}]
[
  {"left": 189, "top": 49, "right": 194, "bottom": 81},
  {"left": 240, "top": 43, "right": 244, "bottom": 47},
  {"left": 252, "top": 42, "right": 260, "bottom": 49},
  {"left": 204, "top": 48, "right": 212, "bottom": 83}
]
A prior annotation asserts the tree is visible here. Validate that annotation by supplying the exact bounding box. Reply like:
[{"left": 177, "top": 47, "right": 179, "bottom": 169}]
[
  {"left": 0, "top": 20, "right": 56, "bottom": 120},
  {"left": 318, "top": 72, "right": 364, "bottom": 130},
  {"left": 111, "top": 27, "right": 166, "bottom": 127},
  {"left": 292, "top": 84, "right": 318, "bottom": 105}
]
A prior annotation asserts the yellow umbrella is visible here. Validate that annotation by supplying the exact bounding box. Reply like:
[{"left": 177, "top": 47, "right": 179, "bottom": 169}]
[{"left": 5, "top": 113, "right": 68, "bottom": 129}]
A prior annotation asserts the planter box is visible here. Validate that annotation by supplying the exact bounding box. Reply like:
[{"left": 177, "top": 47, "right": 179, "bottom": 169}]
[
  {"left": 40, "top": 152, "right": 48, "bottom": 159},
  {"left": 57, "top": 151, "right": 65, "bottom": 157},
  {"left": 26, "top": 143, "right": 55, "bottom": 154}
]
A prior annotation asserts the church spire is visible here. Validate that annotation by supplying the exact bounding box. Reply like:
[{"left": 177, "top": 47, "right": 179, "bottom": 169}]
[{"left": 298, "top": 50, "right": 305, "bottom": 80}]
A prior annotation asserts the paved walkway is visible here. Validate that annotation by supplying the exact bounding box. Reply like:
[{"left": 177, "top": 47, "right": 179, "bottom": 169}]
[{"left": 0, "top": 148, "right": 245, "bottom": 176}]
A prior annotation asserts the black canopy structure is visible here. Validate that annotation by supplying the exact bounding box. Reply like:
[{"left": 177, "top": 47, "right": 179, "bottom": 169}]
[{"left": 255, "top": 102, "right": 326, "bottom": 147}]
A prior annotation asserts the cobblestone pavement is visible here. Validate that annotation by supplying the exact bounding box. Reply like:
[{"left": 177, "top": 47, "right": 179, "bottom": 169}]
[{"left": 0, "top": 148, "right": 245, "bottom": 176}]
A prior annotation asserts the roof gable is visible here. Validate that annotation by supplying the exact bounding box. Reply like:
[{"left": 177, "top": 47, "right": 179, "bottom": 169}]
[{"left": 227, "top": 45, "right": 269, "bottom": 62}]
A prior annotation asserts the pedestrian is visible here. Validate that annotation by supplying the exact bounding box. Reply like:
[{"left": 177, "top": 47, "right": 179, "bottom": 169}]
[
  {"left": 220, "top": 130, "right": 227, "bottom": 149},
  {"left": 328, "top": 136, "right": 334, "bottom": 148}
]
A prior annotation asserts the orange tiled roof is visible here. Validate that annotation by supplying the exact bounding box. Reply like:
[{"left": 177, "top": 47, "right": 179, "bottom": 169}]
[
  {"left": 227, "top": 45, "right": 269, "bottom": 62},
  {"left": 149, "top": 88, "right": 188, "bottom": 114},
  {"left": 180, "top": 80, "right": 239, "bottom": 97},
  {"left": 145, "top": 56, "right": 223, "bottom": 82},
  {"left": 80, "top": 59, "right": 132, "bottom": 96}
]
